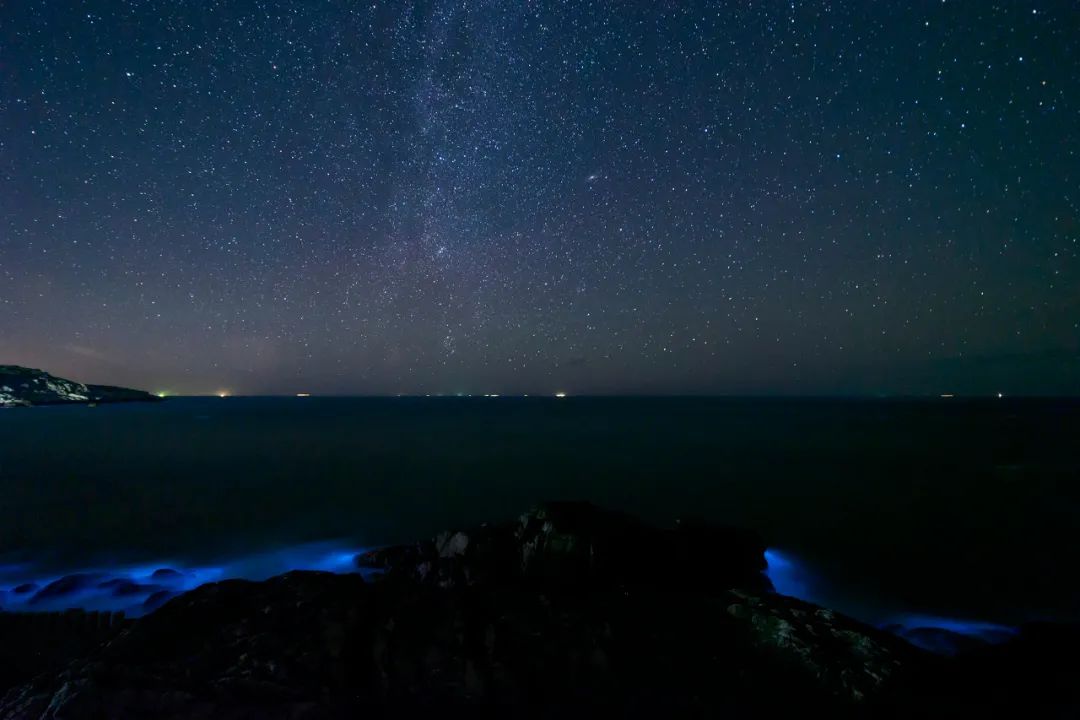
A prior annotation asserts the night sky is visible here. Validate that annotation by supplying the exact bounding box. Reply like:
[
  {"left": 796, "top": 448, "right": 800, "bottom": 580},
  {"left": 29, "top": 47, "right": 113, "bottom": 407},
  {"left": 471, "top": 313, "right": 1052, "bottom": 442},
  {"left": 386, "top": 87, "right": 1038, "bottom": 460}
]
[{"left": 2, "top": 1, "right": 1076, "bottom": 396}]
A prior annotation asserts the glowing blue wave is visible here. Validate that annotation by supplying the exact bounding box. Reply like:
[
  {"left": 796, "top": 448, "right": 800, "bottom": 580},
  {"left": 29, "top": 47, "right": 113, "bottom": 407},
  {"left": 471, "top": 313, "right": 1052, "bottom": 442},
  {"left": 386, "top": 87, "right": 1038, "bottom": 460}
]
[
  {"left": 764, "top": 547, "right": 1018, "bottom": 654},
  {"left": 0, "top": 541, "right": 368, "bottom": 617},
  {"left": 885, "top": 614, "right": 1018, "bottom": 654},
  {"left": 2, "top": 541, "right": 1021, "bottom": 655},
  {"left": 763, "top": 549, "right": 821, "bottom": 605}
]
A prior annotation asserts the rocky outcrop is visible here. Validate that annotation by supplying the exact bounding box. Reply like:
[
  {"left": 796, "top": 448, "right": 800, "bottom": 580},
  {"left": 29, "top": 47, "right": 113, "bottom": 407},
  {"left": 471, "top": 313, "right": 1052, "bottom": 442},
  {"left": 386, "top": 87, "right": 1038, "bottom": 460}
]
[
  {"left": 0, "top": 610, "right": 130, "bottom": 696},
  {"left": 0, "top": 366, "right": 159, "bottom": 407},
  {"left": 357, "top": 502, "right": 772, "bottom": 594},
  {"left": 1, "top": 570, "right": 926, "bottom": 718},
  {"left": 0, "top": 503, "right": 1076, "bottom": 717},
  {"left": 0, "top": 504, "right": 917, "bottom": 717}
]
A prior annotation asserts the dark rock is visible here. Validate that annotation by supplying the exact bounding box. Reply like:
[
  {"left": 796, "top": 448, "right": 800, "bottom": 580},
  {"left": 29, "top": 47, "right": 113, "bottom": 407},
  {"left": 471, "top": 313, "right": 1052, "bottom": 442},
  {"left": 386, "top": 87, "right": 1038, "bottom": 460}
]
[
  {"left": 0, "top": 609, "right": 131, "bottom": 696},
  {"left": 12, "top": 583, "right": 37, "bottom": 595},
  {"left": 0, "top": 366, "right": 160, "bottom": 408},
  {"left": 725, "top": 590, "right": 914, "bottom": 703},
  {"left": 355, "top": 540, "right": 437, "bottom": 573},
  {"left": 357, "top": 501, "right": 772, "bottom": 595},
  {"left": 151, "top": 568, "right": 182, "bottom": 580},
  {"left": 85, "top": 383, "right": 162, "bottom": 403},
  {"left": 3, "top": 505, "right": 1077, "bottom": 717},
  {"left": 518, "top": 502, "right": 771, "bottom": 593},
  {"left": 0, "top": 570, "right": 914, "bottom": 717},
  {"left": 141, "top": 590, "right": 177, "bottom": 612}
]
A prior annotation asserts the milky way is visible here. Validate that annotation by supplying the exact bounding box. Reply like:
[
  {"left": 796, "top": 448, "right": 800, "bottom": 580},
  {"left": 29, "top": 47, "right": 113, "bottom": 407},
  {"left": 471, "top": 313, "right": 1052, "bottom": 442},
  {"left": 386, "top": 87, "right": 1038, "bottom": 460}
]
[{"left": 2, "top": 1, "right": 1076, "bottom": 394}]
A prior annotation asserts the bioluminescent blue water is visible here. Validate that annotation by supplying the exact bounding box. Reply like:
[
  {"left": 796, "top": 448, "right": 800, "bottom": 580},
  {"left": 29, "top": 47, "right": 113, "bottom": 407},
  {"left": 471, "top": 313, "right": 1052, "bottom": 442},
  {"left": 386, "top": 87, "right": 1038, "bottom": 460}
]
[
  {"left": 886, "top": 614, "right": 1019, "bottom": 654},
  {"left": 888, "top": 614, "right": 1019, "bottom": 639},
  {"left": 763, "top": 549, "right": 822, "bottom": 605},
  {"left": 2, "top": 538, "right": 1021, "bottom": 655},
  {"left": 3, "top": 540, "right": 1022, "bottom": 656},
  {"left": 764, "top": 547, "right": 1018, "bottom": 654},
  {"left": 0, "top": 541, "right": 368, "bottom": 617}
]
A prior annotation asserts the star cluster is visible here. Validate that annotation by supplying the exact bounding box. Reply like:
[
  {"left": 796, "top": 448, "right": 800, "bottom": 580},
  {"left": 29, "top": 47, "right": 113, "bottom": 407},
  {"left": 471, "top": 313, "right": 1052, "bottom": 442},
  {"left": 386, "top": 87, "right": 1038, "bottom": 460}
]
[{"left": 1, "top": 1, "right": 1076, "bottom": 394}]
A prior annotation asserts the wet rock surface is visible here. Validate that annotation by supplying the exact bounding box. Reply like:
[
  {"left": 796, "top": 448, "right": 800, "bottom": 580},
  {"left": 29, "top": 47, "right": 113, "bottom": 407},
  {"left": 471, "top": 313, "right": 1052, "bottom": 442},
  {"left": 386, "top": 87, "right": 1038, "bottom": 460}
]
[
  {"left": 1, "top": 503, "right": 1076, "bottom": 718},
  {"left": 0, "top": 366, "right": 160, "bottom": 407}
]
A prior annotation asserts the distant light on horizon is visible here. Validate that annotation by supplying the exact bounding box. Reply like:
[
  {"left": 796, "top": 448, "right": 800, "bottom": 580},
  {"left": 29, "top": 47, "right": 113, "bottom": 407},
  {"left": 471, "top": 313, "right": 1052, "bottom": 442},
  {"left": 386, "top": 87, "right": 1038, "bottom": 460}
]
[
  {"left": 555, "top": 392, "right": 567, "bottom": 398},
  {"left": 296, "top": 393, "right": 311, "bottom": 398}
]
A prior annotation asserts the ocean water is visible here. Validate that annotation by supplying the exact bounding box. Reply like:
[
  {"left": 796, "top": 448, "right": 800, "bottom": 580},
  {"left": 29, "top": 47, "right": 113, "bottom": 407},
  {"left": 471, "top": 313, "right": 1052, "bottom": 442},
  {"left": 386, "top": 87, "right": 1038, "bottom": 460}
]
[{"left": 1, "top": 397, "right": 1077, "bottom": 630}]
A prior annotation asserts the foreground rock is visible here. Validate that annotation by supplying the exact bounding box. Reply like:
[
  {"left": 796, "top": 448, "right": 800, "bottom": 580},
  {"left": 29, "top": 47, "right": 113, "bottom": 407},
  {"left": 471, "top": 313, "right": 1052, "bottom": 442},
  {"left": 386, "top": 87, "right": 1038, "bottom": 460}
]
[
  {"left": 1, "top": 503, "right": 1076, "bottom": 717},
  {"left": 358, "top": 501, "right": 773, "bottom": 595},
  {"left": 0, "top": 366, "right": 160, "bottom": 407}
]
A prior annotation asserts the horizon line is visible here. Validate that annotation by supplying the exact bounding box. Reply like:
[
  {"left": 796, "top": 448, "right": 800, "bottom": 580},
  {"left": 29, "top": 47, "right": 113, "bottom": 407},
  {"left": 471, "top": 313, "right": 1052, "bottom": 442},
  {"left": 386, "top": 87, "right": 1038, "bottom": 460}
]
[{"left": 156, "top": 392, "right": 1078, "bottom": 400}]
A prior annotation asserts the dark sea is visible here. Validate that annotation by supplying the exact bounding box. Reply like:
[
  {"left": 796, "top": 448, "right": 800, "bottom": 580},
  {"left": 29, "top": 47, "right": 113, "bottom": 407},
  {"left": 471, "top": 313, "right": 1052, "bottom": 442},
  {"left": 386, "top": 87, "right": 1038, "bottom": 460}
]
[{"left": 1, "top": 397, "right": 1077, "bottom": 630}]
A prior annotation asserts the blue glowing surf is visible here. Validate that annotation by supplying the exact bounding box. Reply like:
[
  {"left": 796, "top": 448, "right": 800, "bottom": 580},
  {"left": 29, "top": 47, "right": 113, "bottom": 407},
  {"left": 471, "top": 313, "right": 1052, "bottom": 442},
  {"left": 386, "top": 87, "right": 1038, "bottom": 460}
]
[
  {"left": 0, "top": 541, "right": 369, "bottom": 617},
  {"left": 765, "top": 547, "right": 1017, "bottom": 654},
  {"left": 2, "top": 539, "right": 1021, "bottom": 655}
]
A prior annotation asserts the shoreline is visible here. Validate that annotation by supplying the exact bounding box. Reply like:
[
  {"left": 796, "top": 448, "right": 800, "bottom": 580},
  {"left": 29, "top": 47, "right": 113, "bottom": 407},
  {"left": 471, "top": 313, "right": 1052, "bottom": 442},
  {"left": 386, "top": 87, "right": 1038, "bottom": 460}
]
[
  {"left": 0, "top": 537, "right": 1020, "bottom": 653},
  {"left": 3, "top": 503, "right": 1076, "bottom": 716}
]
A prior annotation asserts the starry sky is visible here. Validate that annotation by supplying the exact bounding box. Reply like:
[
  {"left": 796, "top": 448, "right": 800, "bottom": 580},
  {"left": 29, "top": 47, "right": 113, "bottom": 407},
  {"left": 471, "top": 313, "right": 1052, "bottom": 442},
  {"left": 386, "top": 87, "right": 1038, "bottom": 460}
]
[{"left": 1, "top": 1, "right": 1077, "bottom": 396}]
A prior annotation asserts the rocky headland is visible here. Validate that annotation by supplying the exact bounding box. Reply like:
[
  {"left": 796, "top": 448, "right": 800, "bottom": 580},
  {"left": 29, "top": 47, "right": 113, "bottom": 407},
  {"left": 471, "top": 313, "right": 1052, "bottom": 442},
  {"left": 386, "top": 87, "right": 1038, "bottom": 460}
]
[
  {"left": 0, "top": 502, "right": 1076, "bottom": 717},
  {"left": 0, "top": 366, "right": 160, "bottom": 407}
]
